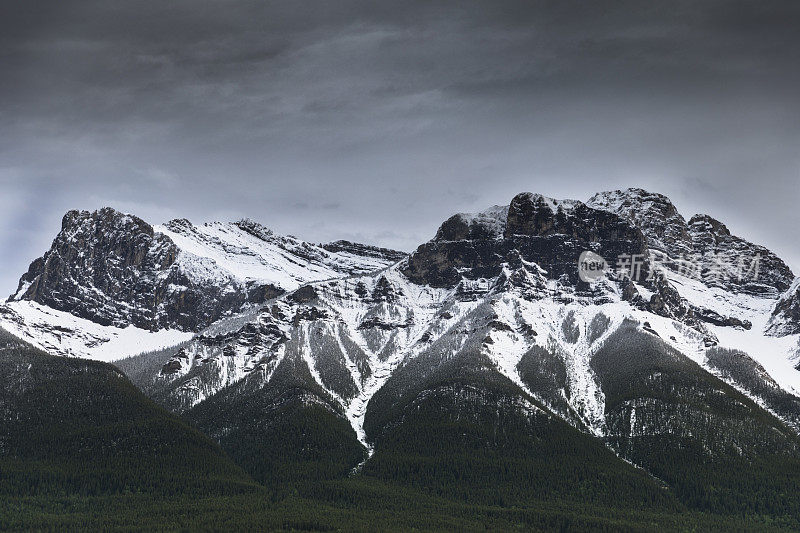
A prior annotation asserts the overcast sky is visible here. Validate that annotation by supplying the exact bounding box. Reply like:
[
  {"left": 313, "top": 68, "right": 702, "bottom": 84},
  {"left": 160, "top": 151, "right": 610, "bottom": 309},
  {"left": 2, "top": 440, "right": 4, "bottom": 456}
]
[{"left": 2, "top": 0, "right": 799, "bottom": 296}]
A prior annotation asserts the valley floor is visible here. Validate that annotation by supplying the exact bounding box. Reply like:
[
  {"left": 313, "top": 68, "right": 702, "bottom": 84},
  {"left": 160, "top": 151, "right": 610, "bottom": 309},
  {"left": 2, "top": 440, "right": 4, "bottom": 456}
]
[{"left": 3, "top": 477, "right": 799, "bottom": 532}]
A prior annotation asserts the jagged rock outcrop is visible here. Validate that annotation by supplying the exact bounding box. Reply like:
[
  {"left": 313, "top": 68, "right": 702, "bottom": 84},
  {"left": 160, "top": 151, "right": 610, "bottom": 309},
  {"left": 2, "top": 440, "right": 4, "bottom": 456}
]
[
  {"left": 11, "top": 209, "right": 208, "bottom": 331},
  {"left": 767, "top": 278, "right": 800, "bottom": 336},
  {"left": 693, "top": 307, "right": 752, "bottom": 330},
  {"left": 13, "top": 209, "right": 178, "bottom": 306},
  {"left": 154, "top": 318, "right": 290, "bottom": 411},
  {"left": 587, "top": 188, "right": 694, "bottom": 257},
  {"left": 322, "top": 240, "right": 408, "bottom": 263},
  {"left": 402, "top": 193, "right": 648, "bottom": 289}
]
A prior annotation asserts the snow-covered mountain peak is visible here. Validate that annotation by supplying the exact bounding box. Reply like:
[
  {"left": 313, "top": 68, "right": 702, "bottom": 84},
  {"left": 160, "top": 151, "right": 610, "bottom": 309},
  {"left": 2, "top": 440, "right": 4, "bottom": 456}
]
[
  {"left": 1, "top": 207, "right": 405, "bottom": 357},
  {"left": 588, "top": 189, "right": 794, "bottom": 296},
  {"left": 8, "top": 194, "right": 799, "bottom": 513},
  {"left": 3, "top": 194, "right": 799, "bottom": 444},
  {"left": 587, "top": 188, "right": 692, "bottom": 257}
]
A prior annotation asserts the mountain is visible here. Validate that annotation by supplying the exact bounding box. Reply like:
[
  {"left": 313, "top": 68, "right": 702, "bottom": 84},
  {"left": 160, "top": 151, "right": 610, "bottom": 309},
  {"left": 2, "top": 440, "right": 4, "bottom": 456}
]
[
  {"left": 106, "top": 189, "right": 800, "bottom": 514},
  {"left": 0, "top": 208, "right": 405, "bottom": 360},
  {"left": 4, "top": 188, "right": 800, "bottom": 528}
]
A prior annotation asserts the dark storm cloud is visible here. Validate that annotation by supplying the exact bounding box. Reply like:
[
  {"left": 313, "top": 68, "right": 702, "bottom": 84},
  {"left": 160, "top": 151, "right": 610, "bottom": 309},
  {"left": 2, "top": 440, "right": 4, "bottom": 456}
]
[{"left": 2, "top": 1, "right": 800, "bottom": 294}]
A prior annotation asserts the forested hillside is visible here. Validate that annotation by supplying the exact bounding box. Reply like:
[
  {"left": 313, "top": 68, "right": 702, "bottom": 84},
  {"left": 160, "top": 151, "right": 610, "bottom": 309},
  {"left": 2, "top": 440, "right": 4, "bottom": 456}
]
[
  {"left": 0, "top": 328, "right": 259, "bottom": 498},
  {"left": 4, "top": 329, "right": 800, "bottom": 530}
]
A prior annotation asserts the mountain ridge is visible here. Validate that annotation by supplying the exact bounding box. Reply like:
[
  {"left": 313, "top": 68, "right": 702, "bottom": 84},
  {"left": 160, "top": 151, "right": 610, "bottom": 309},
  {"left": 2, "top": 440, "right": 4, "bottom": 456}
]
[
  {"left": 3, "top": 187, "right": 800, "bottom": 527},
  {"left": 1, "top": 208, "right": 405, "bottom": 360}
]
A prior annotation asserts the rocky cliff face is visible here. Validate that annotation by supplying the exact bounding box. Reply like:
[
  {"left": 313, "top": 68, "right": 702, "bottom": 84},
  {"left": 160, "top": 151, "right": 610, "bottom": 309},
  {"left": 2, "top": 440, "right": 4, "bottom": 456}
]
[
  {"left": 402, "top": 193, "right": 648, "bottom": 289},
  {"left": 9, "top": 209, "right": 278, "bottom": 331},
  {"left": 10, "top": 208, "right": 205, "bottom": 331}
]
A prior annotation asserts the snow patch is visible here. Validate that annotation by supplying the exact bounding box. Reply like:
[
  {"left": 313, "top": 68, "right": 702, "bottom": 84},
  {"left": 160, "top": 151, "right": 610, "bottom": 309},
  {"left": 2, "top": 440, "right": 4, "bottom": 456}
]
[{"left": 0, "top": 301, "right": 192, "bottom": 362}]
